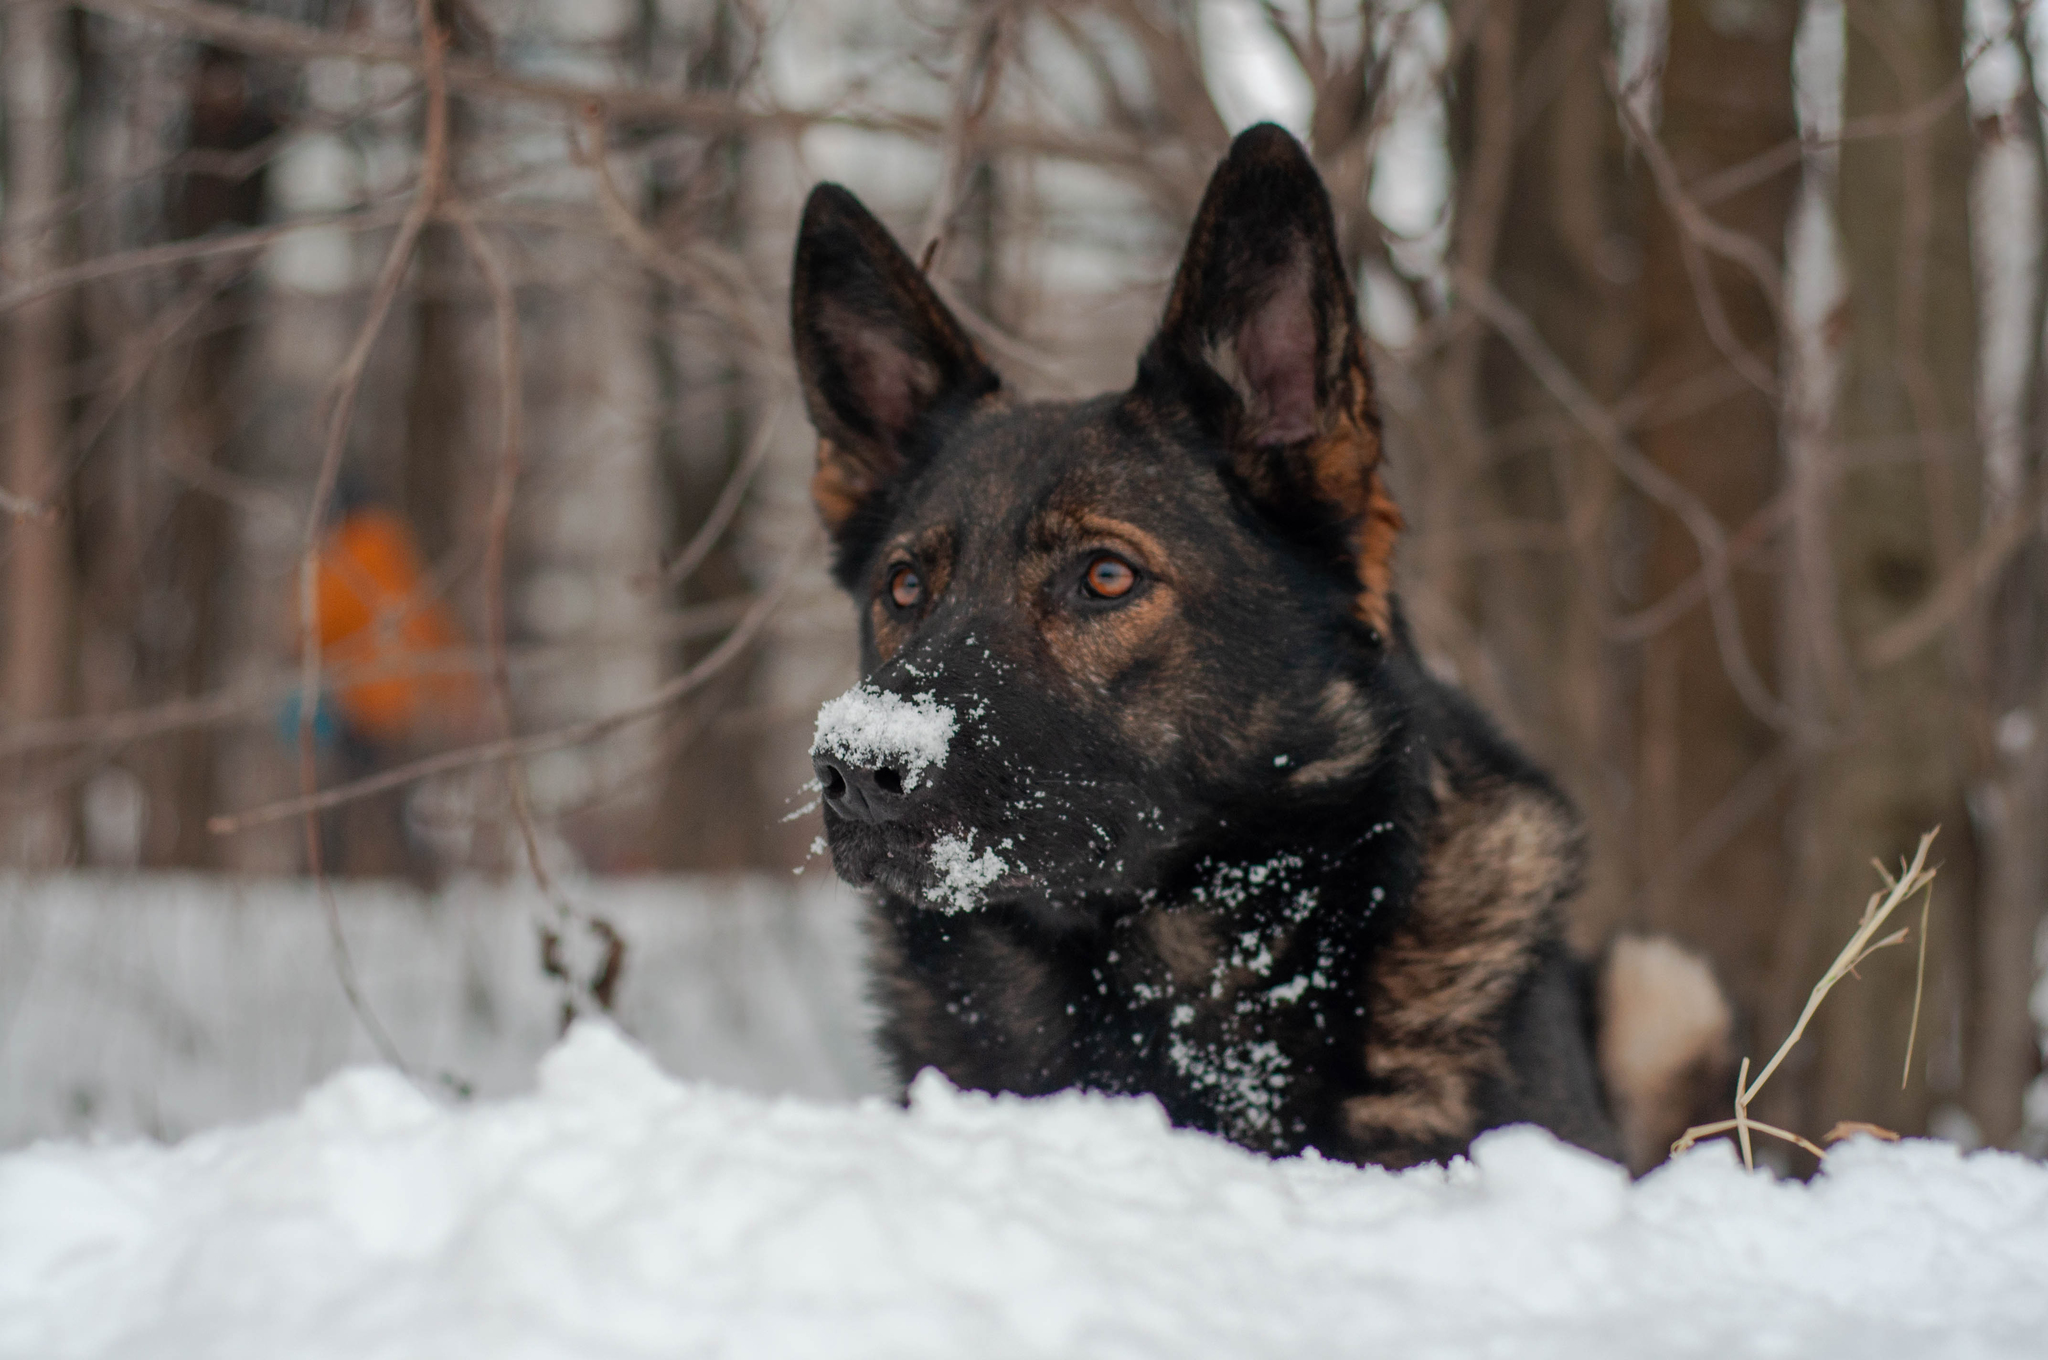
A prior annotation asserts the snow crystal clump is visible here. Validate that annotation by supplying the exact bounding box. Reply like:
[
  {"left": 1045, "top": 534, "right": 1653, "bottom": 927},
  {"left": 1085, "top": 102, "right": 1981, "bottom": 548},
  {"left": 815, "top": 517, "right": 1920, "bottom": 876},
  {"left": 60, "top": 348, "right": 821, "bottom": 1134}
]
[
  {"left": 1167, "top": 1030, "right": 1292, "bottom": 1145},
  {"left": 811, "top": 685, "right": 956, "bottom": 790},
  {"left": 929, "top": 831, "right": 1008, "bottom": 912}
]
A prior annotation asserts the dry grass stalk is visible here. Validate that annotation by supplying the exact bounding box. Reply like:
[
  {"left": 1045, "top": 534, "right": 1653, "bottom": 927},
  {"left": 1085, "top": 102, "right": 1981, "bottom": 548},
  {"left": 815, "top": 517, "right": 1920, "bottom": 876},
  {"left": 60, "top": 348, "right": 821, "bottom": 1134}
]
[{"left": 1671, "top": 828, "right": 1941, "bottom": 1170}]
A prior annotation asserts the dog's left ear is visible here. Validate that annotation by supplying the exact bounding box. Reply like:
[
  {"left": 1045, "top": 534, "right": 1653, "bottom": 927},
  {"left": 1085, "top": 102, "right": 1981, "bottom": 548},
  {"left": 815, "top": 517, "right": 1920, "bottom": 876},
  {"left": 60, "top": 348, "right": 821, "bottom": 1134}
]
[
  {"left": 791, "top": 184, "right": 999, "bottom": 539},
  {"left": 1139, "top": 123, "right": 1401, "bottom": 635}
]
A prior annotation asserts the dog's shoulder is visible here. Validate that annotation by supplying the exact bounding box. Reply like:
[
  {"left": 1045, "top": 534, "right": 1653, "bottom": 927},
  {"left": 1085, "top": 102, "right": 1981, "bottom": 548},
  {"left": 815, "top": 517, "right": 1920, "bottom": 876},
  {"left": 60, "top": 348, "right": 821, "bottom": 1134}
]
[{"left": 1335, "top": 653, "right": 1614, "bottom": 1164}]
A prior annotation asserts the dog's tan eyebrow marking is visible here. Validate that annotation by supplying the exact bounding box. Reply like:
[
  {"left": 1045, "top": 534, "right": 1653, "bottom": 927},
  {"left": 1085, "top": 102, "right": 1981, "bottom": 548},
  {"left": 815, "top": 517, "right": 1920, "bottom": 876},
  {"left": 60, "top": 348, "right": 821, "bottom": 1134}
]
[
  {"left": 1031, "top": 508, "right": 1174, "bottom": 582},
  {"left": 874, "top": 523, "right": 955, "bottom": 587},
  {"left": 1077, "top": 515, "right": 1166, "bottom": 565}
]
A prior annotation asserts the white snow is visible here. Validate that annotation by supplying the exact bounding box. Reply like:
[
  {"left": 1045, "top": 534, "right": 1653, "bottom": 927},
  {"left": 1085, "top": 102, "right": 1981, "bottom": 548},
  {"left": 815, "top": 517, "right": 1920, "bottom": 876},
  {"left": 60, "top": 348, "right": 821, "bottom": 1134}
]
[
  {"left": 927, "top": 830, "right": 1008, "bottom": 912},
  {"left": 0, "top": 874, "right": 886, "bottom": 1146},
  {"left": 4, "top": 1021, "right": 2048, "bottom": 1360},
  {"left": 812, "top": 684, "right": 956, "bottom": 790}
]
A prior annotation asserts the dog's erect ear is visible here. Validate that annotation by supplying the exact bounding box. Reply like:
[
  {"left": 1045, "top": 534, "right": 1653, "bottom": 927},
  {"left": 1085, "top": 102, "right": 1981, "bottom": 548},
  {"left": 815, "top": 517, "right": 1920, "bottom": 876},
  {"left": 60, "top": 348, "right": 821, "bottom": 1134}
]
[
  {"left": 791, "top": 185, "right": 999, "bottom": 535},
  {"left": 1140, "top": 123, "right": 1401, "bottom": 635}
]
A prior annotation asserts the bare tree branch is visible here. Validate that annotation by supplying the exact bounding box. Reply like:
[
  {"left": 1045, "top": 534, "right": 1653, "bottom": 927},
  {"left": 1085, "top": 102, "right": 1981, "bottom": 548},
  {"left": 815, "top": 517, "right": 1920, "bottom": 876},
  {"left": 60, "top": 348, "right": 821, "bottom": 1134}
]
[
  {"left": 1865, "top": 469, "right": 2048, "bottom": 668},
  {"left": 1455, "top": 267, "right": 1811, "bottom": 737}
]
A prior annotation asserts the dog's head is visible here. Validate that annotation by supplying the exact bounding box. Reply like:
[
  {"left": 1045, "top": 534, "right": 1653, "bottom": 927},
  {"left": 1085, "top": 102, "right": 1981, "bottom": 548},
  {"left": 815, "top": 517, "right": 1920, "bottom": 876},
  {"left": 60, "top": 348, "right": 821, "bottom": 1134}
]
[{"left": 793, "top": 124, "right": 1405, "bottom": 922}]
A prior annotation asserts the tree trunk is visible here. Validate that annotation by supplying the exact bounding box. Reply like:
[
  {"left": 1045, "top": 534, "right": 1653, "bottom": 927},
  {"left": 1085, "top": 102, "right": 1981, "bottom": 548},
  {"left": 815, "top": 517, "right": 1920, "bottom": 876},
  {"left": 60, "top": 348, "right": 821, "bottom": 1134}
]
[
  {"left": 1964, "top": 30, "right": 2048, "bottom": 1148},
  {"left": 647, "top": 0, "right": 768, "bottom": 871},
  {"left": 401, "top": 24, "right": 478, "bottom": 574},
  {"left": 3, "top": 1, "right": 79, "bottom": 868},
  {"left": 401, "top": 222, "right": 467, "bottom": 570},
  {"left": 1449, "top": 0, "right": 1638, "bottom": 945},
  {"left": 1631, "top": 1, "right": 1799, "bottom": 1065},
  {"left": 133, "top": 46, "right": 276, "bottom": 869},
  {"left": 1794, "top": 0, "right": 1982, "bottom": 1140}
]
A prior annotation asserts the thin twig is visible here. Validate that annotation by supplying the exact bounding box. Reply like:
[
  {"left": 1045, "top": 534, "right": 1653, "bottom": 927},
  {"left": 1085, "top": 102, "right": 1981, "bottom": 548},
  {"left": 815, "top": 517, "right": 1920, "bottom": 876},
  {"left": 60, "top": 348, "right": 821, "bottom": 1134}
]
[
  {"left": 1903, "top": 876, "right": 1932, "bottom": 1089},
  {"left": 448, "top": 200, "right": 523, "bottom": 753},
  {"left": 0, "top": 600, "right": 757, "bottom": 759},
  {"left": 915, "top": 2, "right": 1013, "bottom": 270},
  {"left": 926, "top": 274, "right": 1089, "bottom": 396},
  {"left": 1608, "top": 489, "right": 1796, "bottom": 643},
  {"left": 294, "top": 1, "right": 453, "bottom": 1076},
  {"left": 451, "top": 196, "right": 621, "bottom": 1025},
  {"left": 1744, "top": 833, "right": 1937, "bottom": 1105},
  {"left": 1605, "top": 57, "right": 1781, "bottom": 397},
  {"left": 574, "top": 109, "right": 780, "bottom": 357},
  {"left": 654, "top": 406, "right": 780, "bottom": 590},
  {"left": 1669, "top": 1113, "right": 1830, "bottom": 1163},
  {"left": 45, "top": 260, "right": 252, "bottom": 519},
  {"left": 1681, "top": 0, "right": 2037, "bottom": 208},
  {"left": 76, "top": 0, "right": 823, "bottom": 137},
  {"left": 1735, "top": 1055, "right": 1755, "bottom": 1171},
  {"left": 1674, "top": 829, "right": 1941, "bottom": 1169},
  {"left": 0, "top": 201, "right": 414, "bottom": 314},
  {"left": 1864, "top": 466, "right": 2048, "bottom": 667},
  {"left": 1454, "top": 268, "right": 1808, "bottom": 737}
]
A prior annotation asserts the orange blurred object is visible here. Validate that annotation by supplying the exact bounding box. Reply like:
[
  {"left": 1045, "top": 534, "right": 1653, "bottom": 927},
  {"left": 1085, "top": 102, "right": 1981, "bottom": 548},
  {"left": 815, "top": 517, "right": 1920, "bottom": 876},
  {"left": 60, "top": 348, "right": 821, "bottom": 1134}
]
[{"left": 309, "top": 508, "right": 477, "bottom": 744}]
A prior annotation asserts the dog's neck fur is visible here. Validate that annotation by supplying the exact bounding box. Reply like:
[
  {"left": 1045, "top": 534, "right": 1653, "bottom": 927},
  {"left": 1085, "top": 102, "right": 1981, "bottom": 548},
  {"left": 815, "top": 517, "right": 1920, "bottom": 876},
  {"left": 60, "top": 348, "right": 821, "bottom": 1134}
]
[
  {"left": 863, "top": 626, "right": 1626, "bottom": 1168},
  {"left": 866, "top": 653, "right": 1573, "bottom": 1163}
]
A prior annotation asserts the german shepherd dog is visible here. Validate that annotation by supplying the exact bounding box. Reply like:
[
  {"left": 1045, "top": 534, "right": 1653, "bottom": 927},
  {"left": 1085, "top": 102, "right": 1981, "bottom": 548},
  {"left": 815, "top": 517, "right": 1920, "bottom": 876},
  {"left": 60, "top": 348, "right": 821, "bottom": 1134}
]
[{"left": 795, "top": 124, "right": 1728, "bottom": 1171}]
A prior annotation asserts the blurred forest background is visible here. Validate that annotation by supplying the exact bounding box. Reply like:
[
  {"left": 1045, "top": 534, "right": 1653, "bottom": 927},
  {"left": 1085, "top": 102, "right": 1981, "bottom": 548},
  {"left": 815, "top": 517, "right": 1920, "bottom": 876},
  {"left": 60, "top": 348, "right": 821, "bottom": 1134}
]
[{"left": 0, "top": 0, "right": 2044, "bottom": 1153}]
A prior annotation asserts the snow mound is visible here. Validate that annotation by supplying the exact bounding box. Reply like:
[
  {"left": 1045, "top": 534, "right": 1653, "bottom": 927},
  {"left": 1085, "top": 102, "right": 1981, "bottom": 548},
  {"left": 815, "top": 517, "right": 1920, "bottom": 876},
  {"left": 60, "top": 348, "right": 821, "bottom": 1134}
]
[
  {"left": 812, "top": 685, "right": 956, "bottom": 790},
  {"left": 5, "top": 1024, "right": 2047, "bottom": 1360}
]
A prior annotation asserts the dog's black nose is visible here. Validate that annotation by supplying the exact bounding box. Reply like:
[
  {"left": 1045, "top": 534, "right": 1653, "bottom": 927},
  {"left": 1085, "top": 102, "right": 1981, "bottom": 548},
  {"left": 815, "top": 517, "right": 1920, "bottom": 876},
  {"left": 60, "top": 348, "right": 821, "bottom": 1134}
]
[{"left": 814, "top": 754, "right": 907, "bottom": 823}]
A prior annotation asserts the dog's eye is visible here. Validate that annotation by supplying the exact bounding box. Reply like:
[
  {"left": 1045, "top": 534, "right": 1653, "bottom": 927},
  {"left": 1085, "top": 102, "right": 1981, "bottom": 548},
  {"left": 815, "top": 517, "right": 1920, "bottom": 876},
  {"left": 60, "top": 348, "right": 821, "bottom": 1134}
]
[
  {"left": 1082, "top": 553, "right": 1137, "bottom": 600},
  {"left": 888, "top": 564, "right": 924, "bottom": 610}
]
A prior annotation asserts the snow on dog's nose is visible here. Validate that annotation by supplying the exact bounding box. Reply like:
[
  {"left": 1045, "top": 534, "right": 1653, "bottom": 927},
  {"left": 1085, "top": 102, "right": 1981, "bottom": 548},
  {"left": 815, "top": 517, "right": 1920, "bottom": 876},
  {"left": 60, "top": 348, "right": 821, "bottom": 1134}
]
[{"left": 811, "top": 685, "right": 957, "bottom": 820}]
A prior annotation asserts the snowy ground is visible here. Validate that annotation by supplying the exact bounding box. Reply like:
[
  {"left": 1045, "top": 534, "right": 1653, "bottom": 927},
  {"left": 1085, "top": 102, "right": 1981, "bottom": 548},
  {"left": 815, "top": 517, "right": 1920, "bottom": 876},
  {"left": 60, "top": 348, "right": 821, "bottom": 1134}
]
[
  {"left": 4, "top": 1019, "right": 2047, "bottom": 1359},
  {"left": 7, "top": 874, "right": 2048, "bottom": 1355},
  {"left": 1, "top": 874, "right": 885, "bottom": 1146}
]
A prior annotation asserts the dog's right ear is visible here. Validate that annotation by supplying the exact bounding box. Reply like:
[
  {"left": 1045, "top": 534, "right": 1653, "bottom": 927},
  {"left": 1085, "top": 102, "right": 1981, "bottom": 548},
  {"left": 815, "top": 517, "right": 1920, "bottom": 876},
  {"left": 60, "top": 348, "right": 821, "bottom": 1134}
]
[
  {"left": 791, "top": 185, "right": 999, "bottom": 536},
  {"left": 1137, "top": 124, "right": 1400, "bottom": 636}
]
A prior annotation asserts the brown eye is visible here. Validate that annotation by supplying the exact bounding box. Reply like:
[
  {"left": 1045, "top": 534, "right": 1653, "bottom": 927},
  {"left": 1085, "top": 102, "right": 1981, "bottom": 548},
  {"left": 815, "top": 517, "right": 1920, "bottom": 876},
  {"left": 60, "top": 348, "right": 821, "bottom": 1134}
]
[
  {"left": 1083, "top": 553, "right": 1136, "bottom": 600},
  {"left": 888, "top": 564, "right": 923, "bottom": 610}
]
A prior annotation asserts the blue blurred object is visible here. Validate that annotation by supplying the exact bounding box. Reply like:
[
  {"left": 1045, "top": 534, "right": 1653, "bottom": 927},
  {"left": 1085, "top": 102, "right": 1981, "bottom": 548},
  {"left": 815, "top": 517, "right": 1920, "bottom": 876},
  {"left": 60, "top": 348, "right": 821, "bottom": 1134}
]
[{"left": 275, "top": 688, "right": 343, "bottom": 749}]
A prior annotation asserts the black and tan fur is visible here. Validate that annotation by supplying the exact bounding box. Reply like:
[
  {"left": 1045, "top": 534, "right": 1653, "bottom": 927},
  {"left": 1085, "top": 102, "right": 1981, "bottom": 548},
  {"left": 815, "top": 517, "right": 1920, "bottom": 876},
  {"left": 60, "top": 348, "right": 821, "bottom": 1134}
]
[{"left": 792, "top": 124, "right": 1727, "bottom": 1170}]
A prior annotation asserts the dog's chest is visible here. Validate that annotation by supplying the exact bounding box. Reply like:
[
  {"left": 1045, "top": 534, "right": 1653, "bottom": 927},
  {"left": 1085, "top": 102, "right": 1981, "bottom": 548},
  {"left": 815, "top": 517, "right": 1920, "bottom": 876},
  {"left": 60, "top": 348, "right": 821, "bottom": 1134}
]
[{"left": 871, "top": 881, "right": 1378, "bottom": 1155}]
